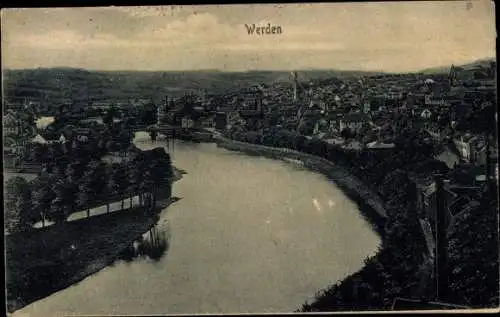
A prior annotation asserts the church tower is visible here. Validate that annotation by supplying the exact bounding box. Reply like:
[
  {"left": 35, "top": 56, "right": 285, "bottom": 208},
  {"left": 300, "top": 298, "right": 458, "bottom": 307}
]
[{"left": 449, "top": 64, "right": 458, "bottom": 86}]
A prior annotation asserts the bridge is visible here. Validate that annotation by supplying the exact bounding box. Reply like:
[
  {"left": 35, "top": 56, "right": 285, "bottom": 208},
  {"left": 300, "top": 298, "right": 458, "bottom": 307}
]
[{"left": 130, "top": 123, "right": 216, "bottom": 147}]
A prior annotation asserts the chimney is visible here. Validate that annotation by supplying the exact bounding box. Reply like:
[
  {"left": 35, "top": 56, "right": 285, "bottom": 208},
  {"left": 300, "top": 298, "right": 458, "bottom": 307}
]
[{"left": 434, "top": 175, "right": 449, "bottom": 301}]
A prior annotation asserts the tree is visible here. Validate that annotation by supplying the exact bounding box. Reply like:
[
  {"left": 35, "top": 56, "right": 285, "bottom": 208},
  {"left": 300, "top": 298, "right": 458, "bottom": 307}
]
[
  {"left": 118, "top": 127, "right": 133, "bottom": 153},
  {"left": 5, "top": 177, "right": 35, "bottom": 233},
  {"left": 147, "top": 148, "right": 174, "bottom": 208},
  {"left": 115, "top": 163, "right": 129, "bottom": 210},
  {"left": 293, "top": 134, "right": 307, "bottom": 151},
  {"left": 31, "top": 175, "right": 54, "bottom": 228},
  {"left": 77, "top": 160, "right": 100, "bottom": 217},
  {"left": 128, "top": 153, "right": 146, "bottom": 208},
  {"left": 103, "top": 106, "right": 117, "bottom": 126},
  {"left": 340, "top": 128, "right": 355, "bottom": 140},
  {"left": 91, "top": 161, "right": 108, "bottom": 206},
  {"left": 243, "top": 131, "right": 262, "bottom": 144},
  {"left": 31, "top": 142, "right": 50, "bottom": 168},
  {"left": 47, "top": 178, "right": 72, "bottom": 224},
  {"left": 106, "top": 163, "right": 122, "bottom": 213},
  {"left": 447, "top": 199, "right": 499, "bottom": 307},
  {"left": 106, "top": 140, "right": 117, "bottom": 153},
  {"left": 97, "top": 138, "right": 108, "bottom": 156}
]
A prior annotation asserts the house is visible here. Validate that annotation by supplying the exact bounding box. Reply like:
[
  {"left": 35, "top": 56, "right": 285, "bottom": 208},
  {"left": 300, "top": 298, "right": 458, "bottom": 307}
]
[
  {"left": 453, "top": 134, "right": 480, "bottom": 163},
  {"left": 79, "top": 117, "right": 104, "bottom": 126},
  {"left": 342, "top": 140, "right": 363, "bottom": 151},
  {"left": 413, "top": 174, "right": 485, "bottom": 235},
  {"left": 3, "top": 112, "right": 21, "bottom": 135},
  {"left": 170, "top": 102, "right": 197, "bottom": 126},
  {"left": 239, "top": 98, "right": 265, "bottom": 120},
  {"left": 366, "top": 141, "right": 395, "bottom": 149},
  {"left": 31, "top": 134, "right": 49, "bottom": 145},
  {"left": 226, "top": 110, "right": 245, "bottom": 131},
  {"left": 447, "top": 196, "right": 481, "bottom": 231},
  {"left": 471, "top": 139, "right": 487, "bottom": 166},
  {"left": 181, "top": 116, "right": 195, "bottom": 129},
  {"left": 35, "top": 116, "right": 56, "bottom": 130},
  {"left": 72, "top": 128, "right": 93, "bottom": 142},
  {"left": 57, "top": 134, "right": 67, "bottom": 143},
  {"left": 339, "top": 113, "right": 369, "bottom": 133},
  {"left": 421, "top": 109, "right": 432, "bottom": 119},
  {"left": 200, "top": 116, "right": 216, "bottom": 129}
]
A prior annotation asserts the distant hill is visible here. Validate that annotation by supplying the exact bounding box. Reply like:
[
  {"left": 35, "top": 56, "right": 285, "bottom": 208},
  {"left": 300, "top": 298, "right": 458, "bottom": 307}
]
[
  {"left": 1, "top": 68, "right": 383, "bottom": 105},
  {"left": 2, "top": 58, "right": 492, "bottom": 106},
  {"left": 419, "top": 57, "right": 496, "bottom": 75}
]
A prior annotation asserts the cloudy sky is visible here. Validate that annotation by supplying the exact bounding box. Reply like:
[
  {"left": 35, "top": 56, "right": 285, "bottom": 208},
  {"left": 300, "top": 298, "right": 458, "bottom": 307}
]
[{"left": 1, "top": 1, "right": 496, "bottom": 72}]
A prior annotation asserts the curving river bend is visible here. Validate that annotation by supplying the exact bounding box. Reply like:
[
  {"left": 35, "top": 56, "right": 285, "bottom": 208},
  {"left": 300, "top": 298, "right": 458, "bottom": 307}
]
[{"left": 13, "top": 132, "right": 381, "bottom": 316}]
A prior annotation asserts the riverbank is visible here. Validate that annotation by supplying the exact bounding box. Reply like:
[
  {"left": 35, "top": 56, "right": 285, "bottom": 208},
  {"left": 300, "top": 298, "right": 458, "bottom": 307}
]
[
  {"left": 215, "top": 137, "right": 387, "bottom": 236},
  {"left": 215, "top": 137, "right": 419, "bottom": 311},
  {"left": 6, "top": 197, "right": 180, "bottom": 314}
]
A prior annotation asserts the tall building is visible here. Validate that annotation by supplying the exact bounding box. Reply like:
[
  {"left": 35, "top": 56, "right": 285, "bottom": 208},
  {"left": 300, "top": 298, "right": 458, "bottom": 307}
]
[{"left": 291, "top": 71, "right": 298, "bottom": 102}]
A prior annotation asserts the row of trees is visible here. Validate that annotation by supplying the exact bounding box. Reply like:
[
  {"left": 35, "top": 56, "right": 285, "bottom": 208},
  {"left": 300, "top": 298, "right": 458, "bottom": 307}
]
[{"left": 5, "top": 147, "right": 173, "bottom": 234}]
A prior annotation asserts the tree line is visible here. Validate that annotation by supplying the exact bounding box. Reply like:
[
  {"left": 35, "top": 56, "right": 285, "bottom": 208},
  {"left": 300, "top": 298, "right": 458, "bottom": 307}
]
[{"left": 5, "top": 146, "right": 173, "bottom": 234}]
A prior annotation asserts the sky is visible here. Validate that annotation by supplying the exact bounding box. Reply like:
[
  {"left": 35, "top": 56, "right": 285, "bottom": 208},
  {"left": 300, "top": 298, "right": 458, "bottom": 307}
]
[{"left": 1, "top": 1, "right": 496, "bottom": 72}]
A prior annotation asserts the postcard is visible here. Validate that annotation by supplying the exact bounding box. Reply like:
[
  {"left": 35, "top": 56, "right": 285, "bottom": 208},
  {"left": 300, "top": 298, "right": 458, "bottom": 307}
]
[{"left": 2, "top": 2, "right": 498, "bottom": 316}]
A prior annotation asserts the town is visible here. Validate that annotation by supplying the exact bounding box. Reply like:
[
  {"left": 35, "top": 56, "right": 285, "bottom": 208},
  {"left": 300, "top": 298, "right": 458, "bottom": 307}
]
[{"left": 3, "top": 60, "right": 499, "bottom": 312}]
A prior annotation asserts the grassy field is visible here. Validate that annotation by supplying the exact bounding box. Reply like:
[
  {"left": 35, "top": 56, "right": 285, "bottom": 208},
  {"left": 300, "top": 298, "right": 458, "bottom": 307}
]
[{"left": 5, "top": 203, "right": 173, "bottom": 313}]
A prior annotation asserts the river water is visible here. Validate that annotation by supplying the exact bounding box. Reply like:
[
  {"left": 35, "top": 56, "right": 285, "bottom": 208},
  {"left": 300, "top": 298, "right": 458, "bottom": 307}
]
[{"left": 13, "top": 132, "right": 381, "bottom": 316}]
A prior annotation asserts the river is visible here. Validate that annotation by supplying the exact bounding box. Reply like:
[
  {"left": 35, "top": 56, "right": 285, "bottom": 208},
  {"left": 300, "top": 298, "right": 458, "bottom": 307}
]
[{"left": 13, "top": 132, "right": 381, "bottom": 316}]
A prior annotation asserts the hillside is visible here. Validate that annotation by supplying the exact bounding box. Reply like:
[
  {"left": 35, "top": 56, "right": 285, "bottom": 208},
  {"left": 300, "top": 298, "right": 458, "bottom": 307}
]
[
  {"left": 3, "top": 57, "right": 493, "bottom": 105},
  {"left": 2, "top": 68, "right": 383, "bottom": 105},
  {"left": 419, "top": 57, "right": 496, "bottom": 75}
]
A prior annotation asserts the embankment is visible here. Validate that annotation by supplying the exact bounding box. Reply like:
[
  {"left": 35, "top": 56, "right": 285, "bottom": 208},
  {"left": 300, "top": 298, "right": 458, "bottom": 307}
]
[
  {"left": 215, "top": 136, "right": 387, "bottom": 235},
  {"left": 6, "top": 207, "right": 159, "bottom": 313},
  {"left": 6, "top": 172, "right": 184, "bottom": 314}
]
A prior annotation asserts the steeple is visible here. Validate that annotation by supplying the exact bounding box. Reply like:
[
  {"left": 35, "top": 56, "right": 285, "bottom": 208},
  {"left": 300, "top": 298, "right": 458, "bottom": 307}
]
[{"left": 449, "top": 64, "right": 457, "bottom": 86}]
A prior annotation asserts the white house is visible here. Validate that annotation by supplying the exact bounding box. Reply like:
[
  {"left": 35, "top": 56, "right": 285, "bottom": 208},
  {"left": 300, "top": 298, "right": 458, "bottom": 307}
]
[
  {"left": 421, "top": 109, "right": 432, "bottom": 119},
  {"left": 181, "top": 117, "right": 195, "bottom": 129},
  {"left": 366, "top": 141, "right": 395, "bottom": 149},
  {"left": 453, "top": 134, "right": 480, "bottom": 163},
  {"left": 35, "top": 116, "right": 55, "bottom": 130},
  {"left": 58, "top": 134, "right": 67, "bottom": 143},
  {"left": 31, "top": 134, "right": 49, "bottom": 144}
]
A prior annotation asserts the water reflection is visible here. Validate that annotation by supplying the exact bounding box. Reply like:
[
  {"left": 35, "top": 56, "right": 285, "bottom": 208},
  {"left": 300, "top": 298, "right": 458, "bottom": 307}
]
[{"left": 118, "top": 222, "right": 171, "bottom": 263}]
